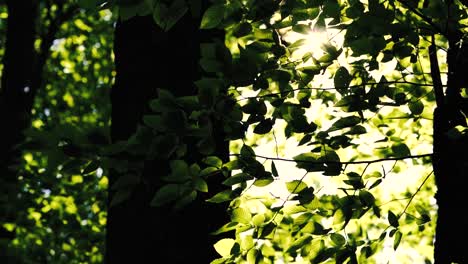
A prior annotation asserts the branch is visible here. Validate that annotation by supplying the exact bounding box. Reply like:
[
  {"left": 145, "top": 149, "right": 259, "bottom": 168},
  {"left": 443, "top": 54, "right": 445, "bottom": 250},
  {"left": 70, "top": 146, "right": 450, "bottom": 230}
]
[
  {"left": 230, "top": 153, "right": 433, "bottom": 165},
  {"left": 396, "top": 0, "right": 444, "bottom": 35},
  {"left": 400, "top": 170, "right": 433, "bottom": 217},
  {"left": 234, "top": 81, "right": 444, "bottom": 101}
]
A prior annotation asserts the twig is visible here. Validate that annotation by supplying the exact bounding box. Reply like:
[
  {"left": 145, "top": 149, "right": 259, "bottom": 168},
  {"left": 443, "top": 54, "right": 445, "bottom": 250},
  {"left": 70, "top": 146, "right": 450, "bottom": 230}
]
[{"left": 230, "top": 153, "right": 433, "bottom": 165}]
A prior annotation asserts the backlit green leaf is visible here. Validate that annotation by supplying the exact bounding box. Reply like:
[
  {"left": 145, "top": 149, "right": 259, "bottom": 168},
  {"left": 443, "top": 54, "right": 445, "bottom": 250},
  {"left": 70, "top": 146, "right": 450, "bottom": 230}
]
[
  {"left": 214, "top": 238, "right": 235, "bottom": 257},
  {"left": 150, "top": 184, "right": 179, "bottom": 207},
  {"left": 200, "top": 4, "right": 224, "bottom": 29}
]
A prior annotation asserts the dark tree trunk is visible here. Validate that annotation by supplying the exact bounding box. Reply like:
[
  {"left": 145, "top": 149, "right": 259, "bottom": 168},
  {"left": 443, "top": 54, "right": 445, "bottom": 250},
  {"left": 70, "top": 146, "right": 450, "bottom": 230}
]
[
  {"left": 0, "top": 0, "right": 38, "bottom": 246},
  {"left": 107, "top": 12, "right": 228, "bottom": 264},
  {"left": 432, "top": 33, "right": 468, "bottom": 263}
]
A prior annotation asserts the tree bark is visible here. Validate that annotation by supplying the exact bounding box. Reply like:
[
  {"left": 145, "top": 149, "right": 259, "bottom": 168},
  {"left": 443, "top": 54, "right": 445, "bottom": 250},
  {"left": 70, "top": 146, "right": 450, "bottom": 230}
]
[
  {"left": 107, "top": 13, "right": 228, "bottom": 264},
  {"left": 432, "top": 32, "right": 468, "bottom": 263},
  {"left": 0, "top": 0, "right": 39, "bottom": 247}
]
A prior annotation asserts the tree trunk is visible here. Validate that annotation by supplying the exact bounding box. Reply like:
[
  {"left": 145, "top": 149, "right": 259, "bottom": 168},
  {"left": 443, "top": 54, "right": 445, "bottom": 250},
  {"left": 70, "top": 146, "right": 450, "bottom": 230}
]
[
  {"left": 0, "top": 0, "right": 38, "bottom": 247},
  {"left": 107, "top": 13, "right": 228, "bottom": 263},
  {"left": 432, "top": 34, "right": 468, "bottom": 263}
]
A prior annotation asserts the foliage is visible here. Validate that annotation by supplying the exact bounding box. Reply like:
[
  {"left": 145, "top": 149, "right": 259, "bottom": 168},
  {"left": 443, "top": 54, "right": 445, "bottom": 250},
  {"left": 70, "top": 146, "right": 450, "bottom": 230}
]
[
  {"left": 88, "top": 0, "right": 463, "bottom": 262},
  {"left": 0, "top": 4, "right": 114, "bottom": 262},
  {"left": 2, "top": 0, "right": 467, "bottom": 262}
]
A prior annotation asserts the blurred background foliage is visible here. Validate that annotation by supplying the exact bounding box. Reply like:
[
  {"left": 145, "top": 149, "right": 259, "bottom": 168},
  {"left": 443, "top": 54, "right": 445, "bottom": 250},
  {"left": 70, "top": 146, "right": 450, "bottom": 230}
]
[{"left": 0, "top": 3, "right": 114, "bottom": 262}]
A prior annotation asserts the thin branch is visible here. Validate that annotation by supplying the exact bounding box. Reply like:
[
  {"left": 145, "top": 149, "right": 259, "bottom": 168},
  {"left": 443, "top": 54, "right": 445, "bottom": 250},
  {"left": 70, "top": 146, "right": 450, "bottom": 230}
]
[
  {"left": 230, "top": 153, "right": 433, "bottom": 165},
  {"left": 400, "top": 170, "right": 433, "bottom": 217}
]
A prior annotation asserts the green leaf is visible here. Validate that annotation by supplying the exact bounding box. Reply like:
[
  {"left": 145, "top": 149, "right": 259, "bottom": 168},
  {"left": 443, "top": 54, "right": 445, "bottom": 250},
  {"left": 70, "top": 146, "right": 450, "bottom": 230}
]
[
  {"left": 242, "top": 99, "right": 267, "bottom": 115},
  {"left": 200, "top": 4, "right": 224, "bottom": 29},
  {"left": 214, "top": 238, "right": 236, "bottom": 257},
  {"left": 329, "top": 116, "right": 360, "bottom": 131},
  {"left": 164, "top": 0, "right": 188, "bottom": 31},
  {"left": 359, "top": 190, "right": 375, "bottom": 206},
  {"left": 212, "top": 222, "right": 239, "bottom": 235},
  {"left": 296, "top": 187, "right": 315, "bottom": 204},
  {"left": 417, "top": 213, "right": 431, "bottom": 225},
  {"left": 194, "top": 178, "right": 208, "bottom": 192},
  {"left": 168, "top": 160, "right": 190, "bottom": 182},
  {"left": 174, "top": 190, "right": 197, "bottom": 209},
  {"left": 293, "top": 152, "right": 323, "bottom": 172},
  {"left": 232, "top": 22, "right": 253, "bottom": 37},
  {"left": 298, "top": 134, "right": 312, "bottom": 146},
  {"left": 207, "top": 190, "right": 232, "bottom": 203},
  {"left": 394, "top": 93, "right": 406, "bottom": 105},
  {"left": 346, "top": 125, "right": 367, "bottom": 135},
  {"left": 110, "top": 188, "right": 133, "bottom": 207},
  {"left": 223, "top": 160, "right": 241, "bottom": 171},
  {"left": 195, "top": 78, "right": 221, "bottom": 107},
  {"left": 288, "top": 39, "right": 307, "bottom": 50},
  {"left": 393, "top": 230, "right": 402, "bottom": 250},
  {"left": 199, "top": 166, "right": 219, "bottom": 177},
  {"left": 153, "top": 2, "right": 168, "bottom": 26},
  {"left": 292, "top": 24, "right": 310, "bottom": 34},
  {"left": 391, "top": 143, "right": 411, "bottom": 157},
  {"left": 253, "top": 176, "right": 274, "bottom": 187},
  {"left": 409, "top": 100, "right": 424, "bottom": 115},
  {"left": 203, "top": 156, "right": 223, "bottom": 168},
  {"left": 82, "top": 160, "right": 100, "bottom": 175},
  {"left": 252, "top": 214, "right": 266, "bottom": 226},
  {"left": 231, "top": 207, "right": 251, "bottom": 224},
  {"left": 253, "top": 118, "right": 274, "bottom": 134},
  {"left": 330, "top": 233, "right": 346, "bottom": 247},
  {"left": 369, "top": 179, "right": 382, "bottom": 189},
  {"left": 175, "top": 96, "right": 199, "bottom": 110},
  {"left": 189, "top": 163, "right": 201, "bottom": 177},
  {"left": 287, "top": 235, "right": 313, "bottom": 253},
  {"left": 158, "top": 88, "right": 177, "bottom": 107},
  {"left": 150, "top": 184, "right": 179, "bottom": 207},
  {"left": 286, "top": 180, "right": 308, "bottom": 194},
  {"left": 334, "top": 67, "right": 351, "bottom": 90},
  {"left": 143, "top": 115, "right": 164, "bottom": 131},
  {"left": 388, "top": 211, "right": 399, "bottom": 227},
  {"left": 240, "top": 145, "right": 255, "bottom": 159},
  {"left": 222, "top": 173, "right": 253, "bottom": 186},
  {"left": 271, "top": 161, "right": 278, "bottom": 177}
]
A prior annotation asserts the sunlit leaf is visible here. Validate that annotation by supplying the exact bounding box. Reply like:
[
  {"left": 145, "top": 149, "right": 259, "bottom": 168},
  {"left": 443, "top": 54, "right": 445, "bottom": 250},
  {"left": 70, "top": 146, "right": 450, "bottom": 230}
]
[
  {"left": 206, "top": 190, "right": 232, "bottom": 203},
  {"left": 393, "top": 230, "right": 402, "bottom": 250},
  {"left": 286, "top": 180, "right": 307, "bottom": 194},
  {"left": 231, "top": 207, "right": 251, "bottom": 224},
  {"left": 214, "top": 238, "right": 235, "bottom": 257},
  {"left": 194, "top": 178, "right": 208, "bottom": 192}
]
